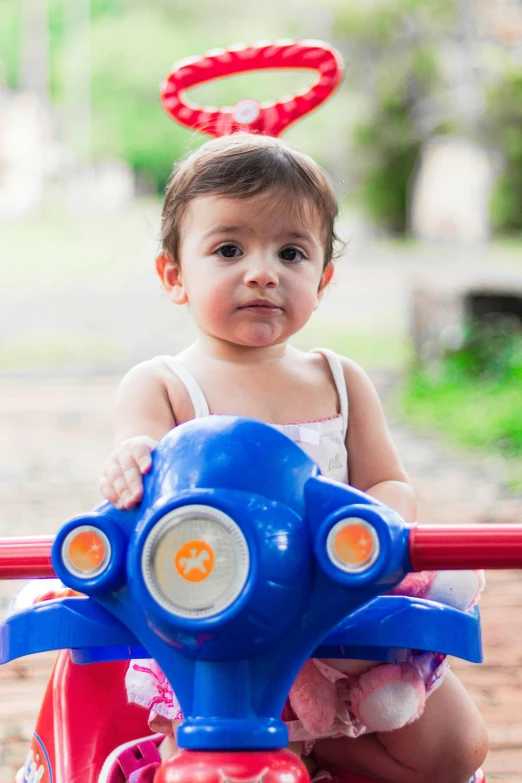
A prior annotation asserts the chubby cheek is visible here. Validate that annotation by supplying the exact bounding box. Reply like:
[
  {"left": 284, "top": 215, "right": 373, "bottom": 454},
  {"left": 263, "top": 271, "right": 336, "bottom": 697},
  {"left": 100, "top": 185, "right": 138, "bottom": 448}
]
[
  {"left": 289, "top": 285, "right": 321, "bottom": 323},
  {"left": 187, "top": 280, "right": 232, "bottom": 327}
]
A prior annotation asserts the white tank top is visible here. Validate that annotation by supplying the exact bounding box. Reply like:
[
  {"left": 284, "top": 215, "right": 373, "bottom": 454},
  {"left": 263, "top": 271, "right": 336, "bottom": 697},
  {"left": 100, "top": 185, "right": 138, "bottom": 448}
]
[{"left": 155, "top": 348, "right": 349, "bottom": 484}]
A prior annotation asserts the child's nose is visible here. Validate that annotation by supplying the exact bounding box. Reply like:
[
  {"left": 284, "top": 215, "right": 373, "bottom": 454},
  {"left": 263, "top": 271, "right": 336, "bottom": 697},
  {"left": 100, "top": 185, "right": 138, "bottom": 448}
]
[{"left": 243, "top": 256, "right": 279, "bottom": 287}]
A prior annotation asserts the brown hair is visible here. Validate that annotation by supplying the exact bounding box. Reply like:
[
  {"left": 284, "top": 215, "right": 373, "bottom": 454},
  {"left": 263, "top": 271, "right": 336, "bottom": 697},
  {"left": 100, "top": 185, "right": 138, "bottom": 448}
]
[{"left": 161, "top": 133, "right": 343, "bottom": 268}]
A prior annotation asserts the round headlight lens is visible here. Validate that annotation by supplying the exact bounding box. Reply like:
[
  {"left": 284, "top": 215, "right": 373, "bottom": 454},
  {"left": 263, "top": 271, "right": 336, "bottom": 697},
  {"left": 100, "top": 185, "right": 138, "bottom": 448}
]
[
  {"left": 62, "top": 525, "right": 111, "bottom": 579},
  {"left": 141, "top": 505, "right": 249, "bottom": 619},
  {"left": 326, "top": 517, "right": 380, "bottom": 573}
]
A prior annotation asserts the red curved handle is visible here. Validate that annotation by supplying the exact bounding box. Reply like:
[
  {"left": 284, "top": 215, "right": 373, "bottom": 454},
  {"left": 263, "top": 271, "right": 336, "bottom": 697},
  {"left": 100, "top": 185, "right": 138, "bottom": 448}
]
[
  {"left": 0, "top": 535, "right": 54, "bottom": 579},
  {"left": 160, "top": 40, "right": 344, "bottom": 138}
]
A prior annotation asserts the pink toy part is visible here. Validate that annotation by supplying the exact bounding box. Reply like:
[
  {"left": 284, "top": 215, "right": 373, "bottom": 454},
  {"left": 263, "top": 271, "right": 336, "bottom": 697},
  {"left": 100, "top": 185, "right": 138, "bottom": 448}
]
[
  {"left": 389, "top": 569, "right": 485, "bottom": 611},
  {"left": 99, "top": 735, "right": 163, "bottom": 783},
  {"left": 286, "top": 568, "right": 483, "bottom": 743},
  {"left": 349, "top": 662, "right": 426, "bottom": 732},
  {"left": 289, "top": 659, "right": 339, "bottom": 736},
  {"left": 160, "top": 40, "right": 344, "bottom": 138}
]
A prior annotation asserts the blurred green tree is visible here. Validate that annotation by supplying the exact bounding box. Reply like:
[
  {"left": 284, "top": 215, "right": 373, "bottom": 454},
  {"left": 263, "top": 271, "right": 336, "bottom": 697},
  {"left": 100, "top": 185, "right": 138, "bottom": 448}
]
[
  {"left": 328, "top": 0, "right": 457, "bottom": 233},
  {"left": 6, "top": 0, "right": 520, "bottom": 231},
  {"left": 0, "top": 0, "right": 349, "bottom": 192},
  {"left": 487, "top": 71, "right": 522, "bottom": 234}
]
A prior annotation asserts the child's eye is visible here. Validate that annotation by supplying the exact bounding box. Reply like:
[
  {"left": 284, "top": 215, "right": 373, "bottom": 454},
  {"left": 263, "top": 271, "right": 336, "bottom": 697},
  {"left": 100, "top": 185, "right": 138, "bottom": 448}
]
[
  {"left": 279, "top": 246, "right": 305, "bottom": 262},
  {"left": 216, "top": 244, "right": 242, "bottom": 259}
]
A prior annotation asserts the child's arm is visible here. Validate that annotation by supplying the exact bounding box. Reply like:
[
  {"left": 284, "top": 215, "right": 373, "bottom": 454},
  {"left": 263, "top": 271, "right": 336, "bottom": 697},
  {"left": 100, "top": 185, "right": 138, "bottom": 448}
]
[
  {"left": 341, "top": 358, "right": 417, "bottom": 522},
  {"left": 99, "top": 361, "right": 177, "bottom": 509}
]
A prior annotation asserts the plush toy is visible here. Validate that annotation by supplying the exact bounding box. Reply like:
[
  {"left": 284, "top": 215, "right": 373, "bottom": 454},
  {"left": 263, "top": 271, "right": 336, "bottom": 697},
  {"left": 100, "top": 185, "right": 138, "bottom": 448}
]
[{"left": 287, "top": 569, "right": 485, "bottom": 739}]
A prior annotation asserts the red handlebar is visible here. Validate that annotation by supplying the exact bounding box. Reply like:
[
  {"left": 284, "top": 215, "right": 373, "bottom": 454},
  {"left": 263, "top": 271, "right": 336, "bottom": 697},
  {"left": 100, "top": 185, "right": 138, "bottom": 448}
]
[
  {"left": 2, "top": 525, "right": 522, "bottom": 580},
  {"left": 160, "top": 40, "right": 344, "bottom": 138},
  {"left": 0, "top": 536, "right": 54, "bottom": 579},
  {"left": 409, "top": 524, "right": 522, "bottom": 571}
]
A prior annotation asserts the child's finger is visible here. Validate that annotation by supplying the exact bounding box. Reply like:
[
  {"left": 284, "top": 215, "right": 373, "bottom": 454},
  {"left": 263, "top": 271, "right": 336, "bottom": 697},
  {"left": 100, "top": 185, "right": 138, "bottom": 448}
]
[
  {"left": 99, "top": 474, "right": 121, "bottom": 507},
  {"left": 104, "top": 460, "right": 134, "bottom": 507},
  {"left": 119, "top": 457, "right": 145, "bottom": 501},
  {"left": 129, "top": 441, "right": 153, "bottom": 473},
  {"left": 110, "top": 466, "right": 133, "bottom": 499},
  {"left": 99, "top": 438, "right": 157, "bottom": 509},
  {"left": 110, "top": 460, "right": 141, "bottom": 509}
]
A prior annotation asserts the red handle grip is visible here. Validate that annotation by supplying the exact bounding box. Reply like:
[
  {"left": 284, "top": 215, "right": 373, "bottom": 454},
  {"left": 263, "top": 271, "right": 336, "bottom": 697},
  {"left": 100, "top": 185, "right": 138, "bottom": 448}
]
[
  {"left": 0, "top": 536, "right": 55, "bottom": 579},
  {"left": 409, "top": 524, "right": 522, "bottom": 570},
  {"left": 160, "top": 40, "right": 344, "bottom": 138}
]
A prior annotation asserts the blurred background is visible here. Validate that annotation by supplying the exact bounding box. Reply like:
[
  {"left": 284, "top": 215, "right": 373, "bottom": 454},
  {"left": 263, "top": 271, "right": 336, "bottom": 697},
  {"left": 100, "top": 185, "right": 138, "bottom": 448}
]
[
  {"left": 1, "top": 1, "right": 522, "bottom": 780},
  {"left": 1, "top": 0, "right": 522, "bottom": 485}
]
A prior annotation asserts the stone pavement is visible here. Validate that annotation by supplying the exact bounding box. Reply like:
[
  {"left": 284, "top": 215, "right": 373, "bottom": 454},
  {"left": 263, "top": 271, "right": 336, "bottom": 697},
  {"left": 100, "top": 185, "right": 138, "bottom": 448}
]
[{"left": 0, "top": 378, "right": 521, "bottom": 782}]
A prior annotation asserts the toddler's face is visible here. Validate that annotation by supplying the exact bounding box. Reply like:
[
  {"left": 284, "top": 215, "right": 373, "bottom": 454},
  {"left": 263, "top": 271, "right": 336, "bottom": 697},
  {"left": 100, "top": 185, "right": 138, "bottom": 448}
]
[{"left": 161, "top": 192, "right": 332, "bottom": 348}]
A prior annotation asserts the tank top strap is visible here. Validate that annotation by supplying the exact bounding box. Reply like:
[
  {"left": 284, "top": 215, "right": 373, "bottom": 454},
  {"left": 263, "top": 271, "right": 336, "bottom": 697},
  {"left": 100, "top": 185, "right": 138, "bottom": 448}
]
[
  {"left": 311, "top": 348, "right": 348, "bottom": 437},
  {"left": 155, "top": 355, "right": 210, "bottom": 418}
]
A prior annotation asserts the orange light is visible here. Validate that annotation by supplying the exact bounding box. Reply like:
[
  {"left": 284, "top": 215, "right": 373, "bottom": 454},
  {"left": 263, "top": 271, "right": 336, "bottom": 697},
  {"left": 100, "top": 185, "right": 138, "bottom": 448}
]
[
  {"left": 174, "top": 539, "right": 215, "bottom": 583},
  {"left": 68, "top": 530, "right": 106, "bottom": 573},
  {"left": 333, "top": 522, "right": 375, "bottom": 567}
]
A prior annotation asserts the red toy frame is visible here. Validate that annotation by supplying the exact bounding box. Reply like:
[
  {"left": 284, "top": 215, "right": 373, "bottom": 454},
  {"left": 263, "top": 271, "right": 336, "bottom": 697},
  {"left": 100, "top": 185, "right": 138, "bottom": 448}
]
[{"left": 160, "top": 40, "right": 344, "bottom": 138}]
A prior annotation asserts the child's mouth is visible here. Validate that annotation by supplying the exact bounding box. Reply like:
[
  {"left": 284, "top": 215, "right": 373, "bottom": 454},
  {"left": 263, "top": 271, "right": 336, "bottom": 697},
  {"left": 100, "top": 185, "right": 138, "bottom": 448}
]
[{"left": 238, "top": 300, "right": 282, "bottom": 313}]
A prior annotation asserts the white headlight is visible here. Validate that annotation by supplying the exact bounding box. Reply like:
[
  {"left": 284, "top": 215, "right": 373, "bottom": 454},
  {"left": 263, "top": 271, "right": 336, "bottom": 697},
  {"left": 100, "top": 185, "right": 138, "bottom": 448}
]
[{"left": 141, "top": 505, "right": 249, "bottom": 619}]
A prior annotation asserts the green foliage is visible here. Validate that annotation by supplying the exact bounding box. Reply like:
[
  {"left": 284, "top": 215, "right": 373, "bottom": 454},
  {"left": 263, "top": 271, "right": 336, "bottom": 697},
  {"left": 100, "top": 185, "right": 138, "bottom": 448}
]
[
  {"left": 330, "top": 0, "right": 453, "bottom": 233},
  {"left": 402, "top": 368, "right": 522, "bottom": 458},
  {"left": 401, "top": 318, "right": 522, "bottom": 487},
  {"left": 7, "top": 0, "right": 514, "bottom": 226},
  {"left": 354, "top": 94, "right": 420, "bottom": 234},
  {"left": 332, "top": 0, "right": 456, "bottom": 46},
  {"left": 90, "top": 0, "right": 125, "bottom": 16},
  {"left": 446, "top": 317, "right": 522, "bottom": 382},
  {"left": 1, "top": 0, "right": 351, "bottom": 193},
  {"left": 351, "top": 48, "right": 440, "bottom": 233},
  {"left": 487, "top": 72, "right": 522, "bottom": 234},
  {"left": 0, "top": 0, "right": 21, "bottom": 89},
  {"left": 81, "top": 9, "right": 199, "bottom": 190},
  {"left": 81, "top": 8, "right": 341, "bottom": 191}
]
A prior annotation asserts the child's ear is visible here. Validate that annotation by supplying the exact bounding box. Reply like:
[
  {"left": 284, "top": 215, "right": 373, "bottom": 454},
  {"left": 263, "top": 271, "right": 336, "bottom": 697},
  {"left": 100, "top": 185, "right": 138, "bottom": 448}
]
[
  {"left": 156, "top": 253, "right": 188, "bottom": 305},
  {"left": 318, "top": 262, "right": 334, "bottom": 298}
]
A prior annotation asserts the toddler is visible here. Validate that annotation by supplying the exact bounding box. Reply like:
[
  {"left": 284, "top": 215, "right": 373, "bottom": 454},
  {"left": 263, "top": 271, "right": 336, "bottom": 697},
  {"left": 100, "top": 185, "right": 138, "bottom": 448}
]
[{"left": 100, "top": 133, "right": 488, "bottom": 783}]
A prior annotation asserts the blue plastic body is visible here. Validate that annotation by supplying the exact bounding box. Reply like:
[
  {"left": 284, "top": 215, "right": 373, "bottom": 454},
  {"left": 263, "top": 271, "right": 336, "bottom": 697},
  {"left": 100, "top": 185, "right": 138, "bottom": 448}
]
[
  {"left": 0, "top": 417, "right": 483, "bottom": 751},
  {"left": 0, "top": 594, "right": 482, "bottom": 666}
]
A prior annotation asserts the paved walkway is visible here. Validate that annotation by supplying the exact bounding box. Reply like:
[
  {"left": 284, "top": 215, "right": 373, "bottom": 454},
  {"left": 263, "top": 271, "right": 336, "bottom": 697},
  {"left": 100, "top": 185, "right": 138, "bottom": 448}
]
[{"left": 0, "top": 379, "right": 521, "bottom": 781}]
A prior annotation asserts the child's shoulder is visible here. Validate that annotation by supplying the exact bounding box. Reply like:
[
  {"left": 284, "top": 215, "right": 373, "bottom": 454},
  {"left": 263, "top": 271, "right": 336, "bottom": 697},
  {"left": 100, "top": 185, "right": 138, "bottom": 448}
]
[
  {"left": 341, "top": 355, "right": 382, "bottom": 409},
  {"left": 295, "top": 348, "right": 381, "bottom": 419},
  {"left": 117, "top": 357, "right": 175, "bottom": 390},
  {"left": 115, "top": 356, "right": 193, "bottom": 423},
  {"left": 308, "top": 350, "right": 383, "bottom": 420},
  {"left": 337, "top": 354, "right": 376, "bottom": 388},
  {"left": 307, "top": 348, "right": 376, "bottom": 392}
]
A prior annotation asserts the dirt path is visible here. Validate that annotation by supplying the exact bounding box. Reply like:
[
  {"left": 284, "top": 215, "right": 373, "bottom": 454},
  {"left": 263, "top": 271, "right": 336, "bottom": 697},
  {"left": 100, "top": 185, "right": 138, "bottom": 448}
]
[{"left": 0, "top": 378, "right": 521, "bottom": 782}]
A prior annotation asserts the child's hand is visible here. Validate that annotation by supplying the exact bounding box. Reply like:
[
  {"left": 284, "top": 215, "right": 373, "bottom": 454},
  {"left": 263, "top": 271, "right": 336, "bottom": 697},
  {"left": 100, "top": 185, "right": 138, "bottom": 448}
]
[{"left": 99, "top": 436, "right": 158, "bottom": 509}]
